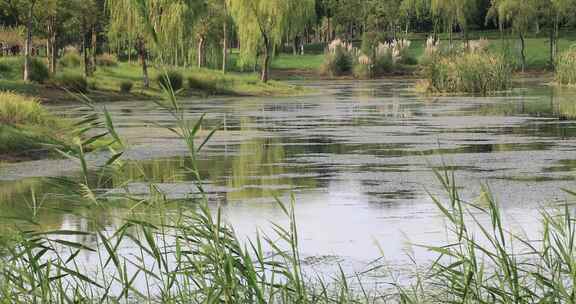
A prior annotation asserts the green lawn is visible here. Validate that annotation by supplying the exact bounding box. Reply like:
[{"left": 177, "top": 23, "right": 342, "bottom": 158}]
[
  {"left": 269, "top": 34, "right": 576, "bottom": 72},
  {"left": 0, "top": 58, "right": 304, "bottom": 101},
  {"left": 271, "top": 54, "right": 324, "bottom": 70}
]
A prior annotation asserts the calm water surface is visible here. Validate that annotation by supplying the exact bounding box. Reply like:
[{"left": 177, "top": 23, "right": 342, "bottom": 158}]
[{"left": 2, "top": 79, "right": 576, "bottom": 278}]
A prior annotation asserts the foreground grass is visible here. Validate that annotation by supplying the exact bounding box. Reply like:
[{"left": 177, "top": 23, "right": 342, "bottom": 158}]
[{"left": 2, "top": 79, "right": 576, "bottom": 303}]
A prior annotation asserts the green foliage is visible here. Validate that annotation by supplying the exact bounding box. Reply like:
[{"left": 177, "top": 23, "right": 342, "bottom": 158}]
[
  {"left": 187, "top": 76, "right": 219, "bottom": 93},
  {"left": 0, "top": 61, "right": 12, "bottom": 78},
  {"left": 556, "top": 47, "right": 576, "bottom": 85},
  {"left": 353, "top": 63, "right": 372, "bottom": 79},
  {"left": 119, "top": 80, "right": 133, "bottom": 93},
  {"left": 157, "top": 70, "right": 183, "bottom": 91},
  {"left": 96, "top": 53, "right": 118, "bottom": 67},
  {"left": 373, "top": 50, "right": 394, "bottom": 74},
  {"left": 28, "top": 58, "right": 49, "bottom": 83},
  {"left": 360, "top": 31, "right": 384, "bottom": 56},
  {"left": 59, "top": 52, "right": 82, "bottom": 68},
  {"left": 53, "top": 72, "right": 88, "bottom": 93},
  {"left": 420, "top": 51, "right": 512, "bottom": 94},
  {"left": 320, "top": 47, "right": 353, "bottom": 77},
  {"left": 228, "top": 0, "right": 315, "bottom": 79}
]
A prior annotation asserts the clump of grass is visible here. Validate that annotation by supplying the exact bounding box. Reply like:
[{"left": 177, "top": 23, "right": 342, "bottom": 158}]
[
  {"left": 555, "top": 46, "right": 576, "bottom": 86},
  {"left": 0, "top": 92, "right": 72, "bottom": 156},
  {"left": 119, "top": 80, "right": 133, "bottom": 93},
  {"left": 0, "top": 92, "right": 57, "bottom": 126},
  {"left": 59, "top": 51, "right": 82, "bottom": 68},
  {"left": 419, "top": 51, "right": 512, "bottom": 94},
  {"left": 95, "top": 53, "right": 118, "bottom": 67},
  {"left": 157, "top": 70, "right": 183, "bottom": 91},
  {"left": 53, "top": 72, "right": 88, "bottom": 93}
]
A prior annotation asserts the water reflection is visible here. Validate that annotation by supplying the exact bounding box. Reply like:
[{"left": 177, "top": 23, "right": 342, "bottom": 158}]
[{"left": 1, "top": 79, "right": 576, "bottom": 271}]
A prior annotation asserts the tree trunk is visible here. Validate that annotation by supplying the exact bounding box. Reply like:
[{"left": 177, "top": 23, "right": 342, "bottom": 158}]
[
  {"left": 222, "top": 19, "right": 228, "bottom": 73},
  {"left": 137, "top": 37, "right": 149, "bottom": 88},
  {"left": 260, "top": 37, "right": 271, "bottom": 83},
  {"left": 519, "top": 33, "right": 526, "bottom": 73},
  {"left": 197, "top": 36, "right": 205, "bottom": 68},
  {"left": 83, "top": 34, "right": 91, "bottom": 77},
  {"left": 23, "top": 1, "right": 35, "bottom": 81},
  {"left": 550, "top": 15, "right": 559, "bottom": 70},
  {"left": 91, "top": 25, "right": 97, "bottom": 73},
  {"left": 47, "top": 16, "right": 57, "bottom": 74}
]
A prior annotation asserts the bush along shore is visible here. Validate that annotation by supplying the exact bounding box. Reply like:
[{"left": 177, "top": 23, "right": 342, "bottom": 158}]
[
  {"left": 2, "top": 85, "right": 576, "bottom": 303},
  {"left": 416, "top": 37, "right": 513, "bottom": 95}
]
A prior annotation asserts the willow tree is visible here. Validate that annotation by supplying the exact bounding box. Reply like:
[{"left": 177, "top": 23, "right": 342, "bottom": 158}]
[
  {"left": 539, "top": 0, "right": 576, "bottom": 68},
  {"left": 192, "top": 0, "right": 227, "bottom": 68},
  {"left": 400, "top": 0, "right": 432, "bottom": 36},
  {"left": 228, "top": 0, "right": 315, "bottom": 83},
  {"left": 22, "top": 0, "right": 38, "bottom": 82},
  {"left": 107, "top": 0, "right": 197, "bottom": 87},
  {"left": 431, "top": 0, "right": 477, "bottom": 46},
  {"left": 488, "top": 0, "right": 538, "bottom": 72},
  {"left": 107, "top": 0, "right": 152, "bottom": 87}
]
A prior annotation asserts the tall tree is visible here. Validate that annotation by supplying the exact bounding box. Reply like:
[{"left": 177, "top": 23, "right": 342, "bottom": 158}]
[
  {"left": 107, "top": 0, "right": 198, "bottom": 86},
  {"left": 107, "top": 0, "right": 151, "bottom": 87},
  {"left": 22, "top": 0, "right": 38, "bottom": 82},
  {"left": 538, "top": 0, "right": 576, "bottom": 68},
  {"left": 228, "top": 0, "right": 315, "bottom": 83},
  {"left": 488, "top": 0, "right": 538, "bottom": 72},
  {"left": 432, "top": 0, "right": 478, "bottom": 45}
]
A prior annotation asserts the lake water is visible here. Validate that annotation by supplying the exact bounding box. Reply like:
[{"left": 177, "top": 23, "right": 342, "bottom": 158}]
[{"left": 1, "top": 79, "right": 576, "bottom": 281}]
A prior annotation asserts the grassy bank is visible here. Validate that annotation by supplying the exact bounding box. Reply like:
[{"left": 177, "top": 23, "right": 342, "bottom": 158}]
[
  {"left": 0, "top": 57, "right": 304, "bottom": 103},
  {"left": 0, "top": 92, "right": 76, "bottom": 160}
]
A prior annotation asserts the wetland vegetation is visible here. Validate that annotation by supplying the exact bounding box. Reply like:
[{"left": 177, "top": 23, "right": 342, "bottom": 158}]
[{"left": 3, "top": 0, "right": 576, "bottom": 303}]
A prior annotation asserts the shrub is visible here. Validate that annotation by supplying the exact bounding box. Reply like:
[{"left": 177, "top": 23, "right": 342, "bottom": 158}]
[
  {"left": 353, "top": 63, "right": 372, "bottom": 79},
  {"left": 59, "top": 52, "right": 81, "bottom": 68},
  {"left": 0, "top": 61, "right": 12, "bottom": 78},
  {"left": 556, "top": 47, "right": 576, "bottom": 86},
  {"left": 53, "top": 72, "right": 88, "bottom": 93},
  {"left": 28, "top": 58, "right": 50, "bottom": 83},
  {"left": 187, "top": 75, "right": 233, "bottom": 95},
  {"left": 320, "top": 46, "right": 353, "bottom": 77},
  {"left": 120, "top": 80, "right": 133, "bottom": 93},
  {"left": 419, "top": 51, "right": 512, "bottom": 94},
  {"left": 397, "top": 54, "right": 418, "bottom": 65},
  {"left": 96, "top": 53, "right": 118, "bottom": 67},
  {"left": 157, "top": 70, "right": 183, "bottom": 91},
  {"left": 374, "top": 44, "right": 394, "bottom": 74}
]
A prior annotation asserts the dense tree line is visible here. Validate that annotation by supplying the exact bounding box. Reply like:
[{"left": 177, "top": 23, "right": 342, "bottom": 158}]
[{"left": 1, "top": 0, "right": 575, "bottom": 84}]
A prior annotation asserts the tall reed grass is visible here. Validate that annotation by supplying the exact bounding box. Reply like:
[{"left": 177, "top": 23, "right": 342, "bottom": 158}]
[
  {"left": 400, "top": 170, "right": 576, "bottom": 303},
  {"left": 555, "top": 46, "right": 576, "bottom": 86},
  {"left": 419, "top": 51, "right": 512, "bottom": 95}
]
